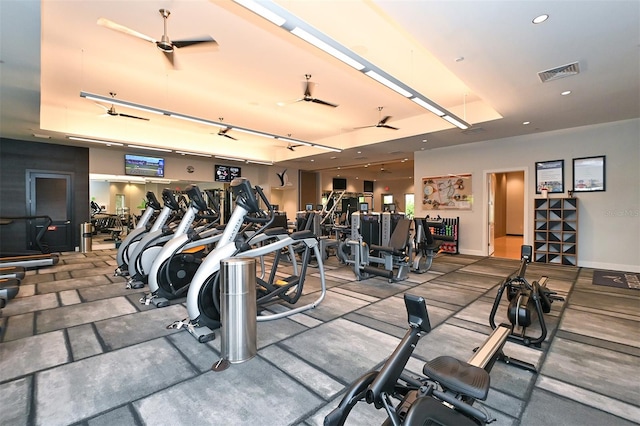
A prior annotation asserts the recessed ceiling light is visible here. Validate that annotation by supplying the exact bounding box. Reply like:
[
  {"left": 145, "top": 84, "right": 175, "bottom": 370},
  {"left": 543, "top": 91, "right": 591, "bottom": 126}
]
[
  {"left": 523, "top": 121, "right": 531, "bottom": 125},
  {"left": 561, "top": 90, "right": 572, "bottom": 96},
  {"left": 357, "top": 151, "right": 362, "bottom": 154},
  {"left": 310, "top": 159, "right": 314, "bottom": 162},
  {"left": 532, "top": 14, "right": 549, "bottom": 24},
  {"left": 422, "top": 139, "right": 427, "bottom": 143},
  {"left": 330, "top": 156, "right": 337, "bottom": 159}
]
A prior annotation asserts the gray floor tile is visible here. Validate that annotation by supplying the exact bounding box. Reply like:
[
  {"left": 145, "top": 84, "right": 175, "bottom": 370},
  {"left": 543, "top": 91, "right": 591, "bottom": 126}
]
[
  {"left": 568, "top": 288, "right": 640, "bottom": 315},
  {"left": 281, "top": 318, "right": 400, "bottom": 384},
  {"left": 87, "top": 405, "right": 138, "bottom": 426},
  {"left": 36, "top": 297, "right": 138, "bottom": 334},
  {"left": 542, "top": 337, "right": 640, "bottom": 406},
  {"left": 37, "top": 274, "right": 113, "bottom": 294},
  {"left": 430, "top": 270, "right": 503, "bottom": 291},
  {"left": 67, "top": 323, "right": 104, "bottom": 360},
  {"left": 559, "top": 307, "right": 640, "bottom": 348},
  {"left": 1, "top": 293, "right": 59, "bottom": 317},
  {"left": 298, "top": 290, "right": 371, "bottom": 322},
  {"left": 0, "top": 330, "right": 69, "bottom": 382},
  {"left": 520, "top": 387, "right": 638, "bottom": 426},
  {"left": 94, "top": 304, "right": 188, "bottom": 351},
  {"left": 409, "top": 281, "right": 485, "bottom": 307},
  {"left": 134, "top": 359, "right": 322, "bottom": 425},
  {"left": 3, "top": 312, "right": 35, "bottom": 342},
  {"left": 0, "top": 376, "right": 32, "bottom": 426},
  {"left": 259, "top": 345, "right": 344, "bottom": 400},
  {"left": 35, "top": 339, "right": 197, "bottom": 426},
  {"left": 78, "top": 281, "right": 146, "bottom": 302},
  {"left": 167, "top": 331, "right": 219, "bottom": 372}
]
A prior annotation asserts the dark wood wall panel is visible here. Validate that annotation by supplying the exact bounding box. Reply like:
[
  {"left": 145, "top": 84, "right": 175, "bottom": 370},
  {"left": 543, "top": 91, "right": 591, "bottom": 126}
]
[
  {"left": 299, "top": 170, "right": 318, "bottom": 210},
  {"left": 0, "top": 138, "right": 89, "bottom": 253}
]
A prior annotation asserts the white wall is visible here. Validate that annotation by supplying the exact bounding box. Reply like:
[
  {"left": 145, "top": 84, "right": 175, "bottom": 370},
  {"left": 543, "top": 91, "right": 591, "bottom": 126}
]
[{"left": 414, "top": 119, "right": 640, "bottom": 272}]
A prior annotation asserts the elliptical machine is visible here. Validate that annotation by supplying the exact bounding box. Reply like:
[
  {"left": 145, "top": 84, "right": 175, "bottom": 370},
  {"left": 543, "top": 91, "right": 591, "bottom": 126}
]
[
  {"left": 114, "top": 191, "right": 162, "bottom": 275},
  {"left": 489, "top": 245, "right": 564, "bottom": 348},
  {"left": 170, "top": 177, "right": 327, "bottom": 343},
  {"left": 141, "top": 185, "right": 223, "bottom": 308}
]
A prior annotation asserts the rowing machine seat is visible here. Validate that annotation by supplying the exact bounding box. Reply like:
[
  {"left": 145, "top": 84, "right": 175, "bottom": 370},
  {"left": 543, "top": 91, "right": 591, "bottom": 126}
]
[{"left": 422, "top": 355, "right": 490, "bottom": 400}]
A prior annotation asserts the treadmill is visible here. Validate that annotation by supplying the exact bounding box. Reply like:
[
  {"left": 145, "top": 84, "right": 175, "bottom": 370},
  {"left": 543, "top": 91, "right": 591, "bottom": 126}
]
[{"left": 0, "top": 215, "right": 60, "bottom": 269}]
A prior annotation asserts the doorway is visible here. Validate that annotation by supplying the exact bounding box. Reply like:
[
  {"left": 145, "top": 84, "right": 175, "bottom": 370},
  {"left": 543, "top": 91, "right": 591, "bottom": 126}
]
[
  {"left": 485, "top": 170, "right": 526, "bottom": 259},
  {"left": 27, "top": 171, "right": 74, "bottom": 252}
]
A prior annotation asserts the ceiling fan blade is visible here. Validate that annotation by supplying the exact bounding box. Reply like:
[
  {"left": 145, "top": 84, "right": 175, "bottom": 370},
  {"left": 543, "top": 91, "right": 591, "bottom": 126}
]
[
  {"left": 117, "top": 113, "right": 150, "bottom": 121},
  {"left": 379, "top": 116, "right": 392, "bottom": 125},
  {"left": 162, "top": 50, "right": 178, "bottom": 69},
  {"left": 353, "top": 124, "right": 377, "bottom": 129},
  {"left": 97, "top": 18, "right": 157, "bottom": 44},
  {"left": 380, "top": 124, "right": 399, "bottom": 130},
  {"left": 172, "top": 37, "right": 218, "bottom": 48},
  {"left": 311, "top": 98, "right": 338, "bottom": 108},
  {"left": 223, "top": 134, "right": 237, "bottom": 140}
]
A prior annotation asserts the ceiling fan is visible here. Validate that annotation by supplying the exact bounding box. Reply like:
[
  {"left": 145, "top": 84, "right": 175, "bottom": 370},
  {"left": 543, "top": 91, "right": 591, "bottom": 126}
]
[
  {"left": 97, "top": 9, "right": 217, "bottom": 67},
  {"left": 96, "top": 92, "right": 149, "bottom": 121},
  {"left": 217, "top": 127, "right": 237, "bottom": 140},
  {"left": 286, "top": 143, "right": 304, "bottom": 151},
  {"left": 379, "top": 164, "right": 393, "bottom": 174},
  {"left": 355, "top": 107, "right": 399, "bottom": 130},
  {"left": 296, "top": 74, "right": 338, "bottom": 108}
]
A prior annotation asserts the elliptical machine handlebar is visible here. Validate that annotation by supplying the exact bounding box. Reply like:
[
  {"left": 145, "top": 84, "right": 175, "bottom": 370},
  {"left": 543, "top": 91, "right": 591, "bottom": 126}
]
[{"left": 230, "top": 178, "right": 274, "bottom": 225}]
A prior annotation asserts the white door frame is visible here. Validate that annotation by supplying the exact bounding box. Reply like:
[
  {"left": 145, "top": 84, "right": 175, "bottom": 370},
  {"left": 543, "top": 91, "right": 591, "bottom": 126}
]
[{"left": 482, "top": 167, "right": 529, "bottom": 256}]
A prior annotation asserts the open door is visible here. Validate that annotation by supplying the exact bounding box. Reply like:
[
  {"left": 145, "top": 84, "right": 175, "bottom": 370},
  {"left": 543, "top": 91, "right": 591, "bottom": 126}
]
[
  {"left": 487, "top": 173, "right": 495, "bottom": 256},
  {"left": 28, "top": 171, "right": 74, "bottom": 252}
]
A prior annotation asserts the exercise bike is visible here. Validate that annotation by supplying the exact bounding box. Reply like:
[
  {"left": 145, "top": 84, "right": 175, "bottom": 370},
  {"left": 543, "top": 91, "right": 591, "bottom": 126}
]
[
  {"left": 489, "top": 245, "right": 564, "bottom": 348},
  {"left": 325, "top": 294, "right": 521, "bottom": 426}
]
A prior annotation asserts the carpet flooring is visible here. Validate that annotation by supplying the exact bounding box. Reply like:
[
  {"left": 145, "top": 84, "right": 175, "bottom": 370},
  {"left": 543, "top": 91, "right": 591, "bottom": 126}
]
[{"left": 1, "top": 248, "right": 638, "bottom": 425}]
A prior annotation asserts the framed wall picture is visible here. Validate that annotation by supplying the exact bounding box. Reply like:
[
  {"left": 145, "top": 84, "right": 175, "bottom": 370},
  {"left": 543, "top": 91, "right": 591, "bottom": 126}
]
[
  {"left": 535, "top": 160, "right": 564, "bottom": 193},
  {"left": 573, "top": 155, "right": 606, "bottom": 192},
  {"left": 422, "top": 173, "right": 472, "bottom": 210}
]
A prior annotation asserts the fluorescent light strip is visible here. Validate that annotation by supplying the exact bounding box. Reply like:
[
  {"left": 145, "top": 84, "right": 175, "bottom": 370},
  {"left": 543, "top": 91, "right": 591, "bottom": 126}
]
[
  {"left": 364, "top": 70, "right": 413, "bottom": 98},
  {"left": 232, "top": 127, "right": 275, "bottom": 138},
  {"left": 442, "top": 115, "right": 469, "bottom": 130},
  {"left": 175, "top": 151, "right": 212, "bottom": 157},
  {"left": 215, "top": 155, "right": 245, "bottom": 163},
  {"left": 291, "top": 27, "right": 365, "bottom": 71},
  {"left": 127, "top": 144, "right": 173, "bottom": 152},
  {"left": 312, "top": 144, "right": 342, "bottom": 153},
  {"left": 80, "top": 92, "right": 165, "bottom": 115},
  {"left": 171, "top": 114, "right": 226, "bottom": 128},
  {"left": 233, "top": 0, "right": 287, "bottom": 26},
  {"left": 80, "top": 91, "right": 342, "bottom": 153},
  {"left": 411, "top": 97, "right": 445, "bottom": 116},
  {"left": 247, "top": 160, "right": 274, "bottom": 166},
  {"left": 68, "top": 136, "right": 124, "bottom": 146}
]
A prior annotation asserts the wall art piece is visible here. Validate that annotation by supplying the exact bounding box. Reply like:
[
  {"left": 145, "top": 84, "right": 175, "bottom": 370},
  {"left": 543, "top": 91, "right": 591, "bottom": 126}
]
[
  {"left": 573, "top": 155, "right": 606, "bottom": 192},
  {"left": 535, "top": 159, "right": 564, "bottom": 194},
  {"left": 422, "top": 173, "right": 472, "bottom": 210}
]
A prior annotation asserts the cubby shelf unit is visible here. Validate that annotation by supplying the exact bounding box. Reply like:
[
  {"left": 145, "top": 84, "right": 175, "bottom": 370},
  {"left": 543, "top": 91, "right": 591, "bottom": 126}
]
[{"left": 534, "top": 198, "right": 578, "bottom": 265}]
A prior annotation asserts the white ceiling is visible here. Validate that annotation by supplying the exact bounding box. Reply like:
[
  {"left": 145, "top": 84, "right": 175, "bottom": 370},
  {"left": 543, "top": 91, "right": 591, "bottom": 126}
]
[{"left": 1, "top": 1, "right": 638, "bottom": 182}]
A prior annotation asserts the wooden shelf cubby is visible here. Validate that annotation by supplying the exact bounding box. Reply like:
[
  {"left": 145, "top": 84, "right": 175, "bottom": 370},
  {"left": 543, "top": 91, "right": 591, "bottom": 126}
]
[{"left": 533, "top": 198, "right": 578, "bottom": 265}]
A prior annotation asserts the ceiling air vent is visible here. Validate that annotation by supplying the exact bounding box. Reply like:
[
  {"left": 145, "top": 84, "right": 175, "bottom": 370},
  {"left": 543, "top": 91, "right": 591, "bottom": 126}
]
[{"left": 538, "top": 62, "right": 580, "bottom": 83}]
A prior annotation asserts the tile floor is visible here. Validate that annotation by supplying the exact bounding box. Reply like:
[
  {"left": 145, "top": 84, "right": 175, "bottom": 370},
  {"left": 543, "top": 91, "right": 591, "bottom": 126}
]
[{"left": 1, "top": 247, "right": 638, "bottom": 426}]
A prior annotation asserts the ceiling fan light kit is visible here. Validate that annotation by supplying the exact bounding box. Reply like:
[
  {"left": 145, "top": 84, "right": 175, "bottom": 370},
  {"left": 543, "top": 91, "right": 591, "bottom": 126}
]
[{"left": 232, "top": 0, "right": 471, "bottom": 130}]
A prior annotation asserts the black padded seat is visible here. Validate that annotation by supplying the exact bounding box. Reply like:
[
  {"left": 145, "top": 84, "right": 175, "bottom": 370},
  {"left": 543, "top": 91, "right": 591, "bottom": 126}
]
[
  {"left": 290, "top": 230, "right": 316, "bottom": 240},
  {"left": 422, "top": 356, "right": 490, "bottom": 400},
  {"left": 370, "top": 218, "right": 412, "bottom": 255},
  {"left": 264, "top": 227, "right": 288, "bottom": 237}
]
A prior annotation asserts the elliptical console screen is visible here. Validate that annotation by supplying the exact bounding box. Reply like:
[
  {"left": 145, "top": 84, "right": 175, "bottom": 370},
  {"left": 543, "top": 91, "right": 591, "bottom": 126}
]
[{"left": 125, "top": 154, "right": 164, "bottom": 177}]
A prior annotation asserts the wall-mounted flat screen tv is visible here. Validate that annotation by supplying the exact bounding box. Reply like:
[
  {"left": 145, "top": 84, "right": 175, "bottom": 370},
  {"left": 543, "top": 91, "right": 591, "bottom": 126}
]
[
  {"left": 363, "top": 180, "right": 374, "bottom": 193},
  {"left": 124, "top": 154, "right": 165, "bottom": 177},
  {"left": 215, "top": 164, "right": 241, "bottom": 182},
  {"left": 333, "top": 177, "right": 347, "bottom": 190}
]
